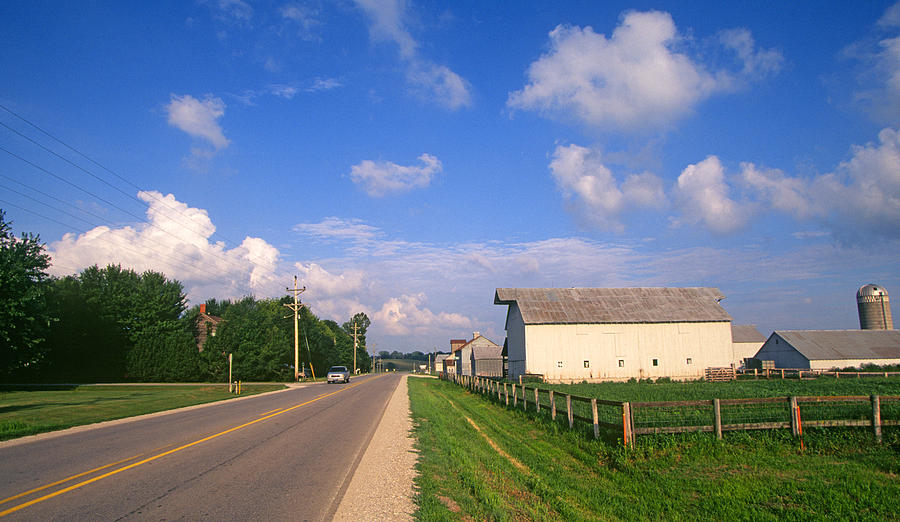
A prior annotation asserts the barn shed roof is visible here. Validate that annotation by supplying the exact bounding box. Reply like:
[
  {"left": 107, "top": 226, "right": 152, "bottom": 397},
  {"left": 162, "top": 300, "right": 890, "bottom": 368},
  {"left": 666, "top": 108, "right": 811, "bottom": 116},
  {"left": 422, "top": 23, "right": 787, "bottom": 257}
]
[
  {"left": 773, "top": 330, "right": 900, "bottom": 361},
  {"left": 732, "top": 324, "right": 766, "bottom": 343},
  {"left": 494, "top": 287, "right": 731, "bottom": 325}
]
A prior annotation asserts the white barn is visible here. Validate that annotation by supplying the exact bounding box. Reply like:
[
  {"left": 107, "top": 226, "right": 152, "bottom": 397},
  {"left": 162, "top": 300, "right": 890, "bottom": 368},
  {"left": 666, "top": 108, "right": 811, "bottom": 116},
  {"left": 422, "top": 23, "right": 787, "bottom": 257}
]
[
  {"left": 494, "top": 288, "right": 735, "bottom": 382},
  {"left": 732, "top": 324, "right": 766, "bottom": 368},
  {"left": 754, "top": 330, "right": 900, "bottom": 369}
]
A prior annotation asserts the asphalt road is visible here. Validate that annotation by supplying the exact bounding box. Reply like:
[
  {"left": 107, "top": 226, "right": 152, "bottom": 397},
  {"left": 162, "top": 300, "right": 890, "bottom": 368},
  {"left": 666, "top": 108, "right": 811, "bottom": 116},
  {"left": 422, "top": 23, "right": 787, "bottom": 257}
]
[{"left": 0, "top": 373, "right": 401, "bottom": 520}]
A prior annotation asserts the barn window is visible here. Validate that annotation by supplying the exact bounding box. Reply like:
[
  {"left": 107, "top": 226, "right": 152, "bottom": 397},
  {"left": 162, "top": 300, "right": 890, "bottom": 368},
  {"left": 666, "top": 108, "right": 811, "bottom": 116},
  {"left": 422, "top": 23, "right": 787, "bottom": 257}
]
[
  {"left": 686, "top": 358, "right": 692, "bottom": 365},
  {"left": 618, "top": 360, "right": 624, "bottom": 367},
  {"left": 557, "top": 361, "right": 563, "bottom": 368},
  {"left": 652, "top": 359, "right": 659, "bottom": 366},
  {"left": 584, "top": 360, "right": 590, "bottom": 368}
]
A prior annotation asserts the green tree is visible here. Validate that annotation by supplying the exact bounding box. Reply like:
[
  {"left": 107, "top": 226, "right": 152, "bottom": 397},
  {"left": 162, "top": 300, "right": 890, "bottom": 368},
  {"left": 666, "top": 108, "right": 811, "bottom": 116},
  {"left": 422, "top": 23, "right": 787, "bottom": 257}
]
[
  {"left": 0, "top": 210, "right": 52, "bottom": 378},
  {"left": 43, "top": 265, "right": 195, "bottom": 382},
  {"left": 342, "top": 312, "right": 372, "bottom": 372}
]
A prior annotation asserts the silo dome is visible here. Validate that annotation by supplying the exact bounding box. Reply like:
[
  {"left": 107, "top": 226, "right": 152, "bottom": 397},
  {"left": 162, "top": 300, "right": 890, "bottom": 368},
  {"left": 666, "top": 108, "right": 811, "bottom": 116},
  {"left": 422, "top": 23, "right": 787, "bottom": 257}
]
[{"left": 857, "top": 284, "right": 893, "bottom": 330}]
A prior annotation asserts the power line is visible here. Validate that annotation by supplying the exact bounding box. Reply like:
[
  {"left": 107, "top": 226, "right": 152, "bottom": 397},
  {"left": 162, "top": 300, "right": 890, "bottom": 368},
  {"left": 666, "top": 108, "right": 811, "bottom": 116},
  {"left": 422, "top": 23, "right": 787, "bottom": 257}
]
[
  {"left": 0, "top": 147, "right": 270, "bottom": 285},
  {"left": 0, "top": 103, "right": 245, "bottom": 249},
  {"left": 0, "top": 118, "right": 279, "bottom": 272},
  {"left": 0, "top": 198, "right": 244, "bottom": 285}
]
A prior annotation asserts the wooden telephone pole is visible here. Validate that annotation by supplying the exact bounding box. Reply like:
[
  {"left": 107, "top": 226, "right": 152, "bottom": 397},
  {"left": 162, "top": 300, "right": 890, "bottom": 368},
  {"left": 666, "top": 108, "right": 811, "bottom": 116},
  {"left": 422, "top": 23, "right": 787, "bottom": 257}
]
[
  {"left": 284, "top": 276, "right": 306, "bottom": 381},
  {"left": 352, "top": 321, "right": 358, "bottom": 375}
]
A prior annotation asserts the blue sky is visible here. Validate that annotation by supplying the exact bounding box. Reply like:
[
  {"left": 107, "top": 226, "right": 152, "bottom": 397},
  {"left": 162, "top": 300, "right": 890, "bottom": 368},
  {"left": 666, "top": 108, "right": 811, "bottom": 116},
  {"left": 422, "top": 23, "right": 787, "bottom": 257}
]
[{"left": 2, "top": 1, "right": 899, "bottom": 352}]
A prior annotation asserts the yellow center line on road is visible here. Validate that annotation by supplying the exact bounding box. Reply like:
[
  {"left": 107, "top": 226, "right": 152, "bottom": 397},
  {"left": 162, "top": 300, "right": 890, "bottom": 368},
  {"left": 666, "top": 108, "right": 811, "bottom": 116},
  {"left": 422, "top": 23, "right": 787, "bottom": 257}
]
[
  {"left": 0, "top": 453, "right": 144, "bottom": 507},
  {"left": 260, "top": 408, "right": 284, "bottom": 416},
  {"left": 0, "top": 375, "right": 383, "bottom": 517}
]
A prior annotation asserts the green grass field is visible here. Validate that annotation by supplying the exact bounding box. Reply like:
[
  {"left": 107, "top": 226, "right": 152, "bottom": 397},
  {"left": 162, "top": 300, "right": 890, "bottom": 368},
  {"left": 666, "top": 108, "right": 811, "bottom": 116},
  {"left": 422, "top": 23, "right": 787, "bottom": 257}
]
[
  {"left": 0, "top": 384, "right": 284, "bottom": 441},
  {"left": 410, "top": 377, "right": 900, "bottom": 520}
]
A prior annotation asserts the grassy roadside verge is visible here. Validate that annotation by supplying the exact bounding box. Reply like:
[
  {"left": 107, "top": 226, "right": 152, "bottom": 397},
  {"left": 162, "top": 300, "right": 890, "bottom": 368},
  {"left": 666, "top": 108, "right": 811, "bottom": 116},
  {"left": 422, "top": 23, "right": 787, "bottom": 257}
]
[
  {"left": 0, "top": 384, "right": 285, "bottom": 441},
  {"left": 410, "top": 378, "right": 900, "bottom": 520}
]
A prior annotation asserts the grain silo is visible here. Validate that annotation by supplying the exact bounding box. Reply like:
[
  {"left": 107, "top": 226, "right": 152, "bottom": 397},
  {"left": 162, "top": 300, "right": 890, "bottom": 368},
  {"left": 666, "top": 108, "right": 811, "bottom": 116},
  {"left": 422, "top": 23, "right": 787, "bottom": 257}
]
[{"left": 857, "top": 284, "right": 893, "bottom": 330}]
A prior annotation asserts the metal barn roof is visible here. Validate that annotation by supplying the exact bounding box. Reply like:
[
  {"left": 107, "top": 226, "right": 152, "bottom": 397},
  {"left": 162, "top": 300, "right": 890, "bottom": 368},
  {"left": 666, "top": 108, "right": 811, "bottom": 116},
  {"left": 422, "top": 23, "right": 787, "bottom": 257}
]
[
  {"left": 774, "top": 330, "right": 900, "bottom": 361},
  {"left": 494, "top": 287, "right": 731, "bottom": 325},
  {"left": 732, "top": 324, "right": 766, "bottom": 343}
]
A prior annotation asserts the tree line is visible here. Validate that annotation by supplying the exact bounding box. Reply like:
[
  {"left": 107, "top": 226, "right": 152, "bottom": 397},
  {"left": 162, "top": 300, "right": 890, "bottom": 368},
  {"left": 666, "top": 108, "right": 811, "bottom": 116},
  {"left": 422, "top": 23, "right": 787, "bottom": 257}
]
[{"left": 0, "top": 210, "right": 371, "bottom": 383}]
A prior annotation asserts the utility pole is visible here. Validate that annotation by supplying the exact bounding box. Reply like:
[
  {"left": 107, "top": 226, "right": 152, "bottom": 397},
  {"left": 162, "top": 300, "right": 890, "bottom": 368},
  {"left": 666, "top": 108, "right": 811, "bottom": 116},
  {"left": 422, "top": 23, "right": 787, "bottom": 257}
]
[
  {"left": 352, "top": 321, "right": 358, "bottom": 375},
  {"left": 284, "top": 276, "right": 306, "bottom": 381}
]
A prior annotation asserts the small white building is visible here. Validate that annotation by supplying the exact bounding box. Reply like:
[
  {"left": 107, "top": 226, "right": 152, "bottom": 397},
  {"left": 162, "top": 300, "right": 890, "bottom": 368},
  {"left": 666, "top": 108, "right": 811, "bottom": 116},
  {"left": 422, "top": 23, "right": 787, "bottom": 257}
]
[
  {"left": 434, "top": 353, "right": 449, "bottom": 373},
  {"left": 494, "top": 287, "right": 735, "bottom": 382},
  {"left": 754, "top": 330, "right": 900, "bottom": 369},
  {"left": 732, "top": 324, "right": 766, "bottom": 368}
]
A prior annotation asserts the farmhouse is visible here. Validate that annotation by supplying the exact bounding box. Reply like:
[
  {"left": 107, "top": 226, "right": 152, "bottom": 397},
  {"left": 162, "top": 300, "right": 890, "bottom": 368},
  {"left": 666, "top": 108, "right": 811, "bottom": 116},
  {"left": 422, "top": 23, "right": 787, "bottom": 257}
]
[
  {"left": 732, "top": 324, "right": 766, "bottom": 368},
  {"left": 194, "top": 303, "right": 223, "bottom": 352},
  {"left": 452, "top": 333, "right": 501, "bottom": 377},
  {"left": 470, "top": 336, "right": 503, "bottom": 377},
  {"left": 754, "top": 330, "right": 900, "bottom": 369},
  {"left": 494, "top": 287, "right": 734, "bottom": 382},
  {"left": 434, "top": 353, "right": 450, "bottom": 373}
]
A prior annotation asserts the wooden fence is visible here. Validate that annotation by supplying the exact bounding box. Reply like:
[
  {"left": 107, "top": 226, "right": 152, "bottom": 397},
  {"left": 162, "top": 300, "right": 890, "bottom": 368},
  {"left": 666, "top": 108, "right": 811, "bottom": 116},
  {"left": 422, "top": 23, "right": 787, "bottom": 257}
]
[
  {"left": 736, "top": 368, "right": 900, "bottom": 380},
  {"left": 439, "top": 372, "right": 899, "bottom": 446}
]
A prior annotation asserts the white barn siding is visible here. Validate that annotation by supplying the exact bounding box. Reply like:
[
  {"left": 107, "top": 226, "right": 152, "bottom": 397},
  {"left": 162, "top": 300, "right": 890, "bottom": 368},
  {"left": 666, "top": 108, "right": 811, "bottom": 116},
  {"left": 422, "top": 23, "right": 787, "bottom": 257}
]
[
  {"left": 522, "top": 322, "right": 732, "bottom": 382},
  {"left": 456, "top": 344, "right": 473, "bottom": 376},
  {"left": 755, "top": 336, "right": 810, "bottom": 368},
  {"left": 733, "top": 342, "right": 762, "bottom": 367}
]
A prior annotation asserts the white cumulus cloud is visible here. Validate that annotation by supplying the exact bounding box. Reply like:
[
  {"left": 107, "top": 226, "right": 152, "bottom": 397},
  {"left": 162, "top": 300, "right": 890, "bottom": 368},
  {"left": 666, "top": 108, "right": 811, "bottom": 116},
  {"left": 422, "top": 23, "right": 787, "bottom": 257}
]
[
  {"left": 508, "top": 10, "right": 781, "bottom": 132},
  {"left": 166, "top": 94, "right": 230, "bottom": 169},
  {"left": 672, "top": 156, "right": 754, "bottom": 234},
  {"left": 549, "top": 144, "right": 665, "bottom": 231},
  {"left": 350, "top": 153, "right": 441, "bottom": 197},
  {"left": 373, "top": 293, "right": 472, "bottom": 336},
  {"left": 741, "top": 128, "right": 900, "bottom": 239},
  {"left": 49, "top": 191, "right": 282, "bottom": 301}
]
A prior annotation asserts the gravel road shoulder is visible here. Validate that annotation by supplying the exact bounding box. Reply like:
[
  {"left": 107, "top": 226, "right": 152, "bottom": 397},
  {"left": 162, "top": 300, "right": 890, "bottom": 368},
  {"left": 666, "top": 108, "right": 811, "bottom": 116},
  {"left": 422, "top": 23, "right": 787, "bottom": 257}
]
[{"left": 333, "top": 374, "right": 418, "bottom": 521}]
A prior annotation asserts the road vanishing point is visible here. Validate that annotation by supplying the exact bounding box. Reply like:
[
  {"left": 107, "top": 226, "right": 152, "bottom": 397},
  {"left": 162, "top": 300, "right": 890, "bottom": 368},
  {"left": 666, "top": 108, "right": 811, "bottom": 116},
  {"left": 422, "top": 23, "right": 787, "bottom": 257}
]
[{"left": 0, "top": 373, "right": 402, "bottom": 520}]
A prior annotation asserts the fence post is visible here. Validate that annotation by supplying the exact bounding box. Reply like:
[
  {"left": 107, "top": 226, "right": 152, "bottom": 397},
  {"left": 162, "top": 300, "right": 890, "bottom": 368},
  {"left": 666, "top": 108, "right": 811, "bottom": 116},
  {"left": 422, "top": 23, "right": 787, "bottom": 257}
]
[
  {"left": 622, "top": 402, "right": 634, "bottom": 447},
  {"left": 713, "top": 398, "right": 722, "bottom": 440},
  {"left": 550, "top": 390, "right": 556, "bottom": 420},
  {"left": 504, "top": 382, "right": 509, "bottom": 406},
  {"left": 789, "top": 396, "right": 799, "bottom": 437},
  {"left": 522, "top": 384, "right": 527, "bottom": 411},
  {"left": 591, "top": 398, "right": 600, "bottom": 439},
  {"left": 513, "top": 383, "right": 518, "bottom": 407},
  {"left": 519, "top": 374, "right": 523, "bottom": 386},
  {"left": 754, "top": 368, "right": 758, "bottom": 379},
  {"left": 566, "top": 394, "right": 574, "bottom": 429},
  {"left": 534, "top": 387, "right": 540, "bottom": 413},
  {"left": 872, "top": 395, "right": 882, "bottom": 443}
]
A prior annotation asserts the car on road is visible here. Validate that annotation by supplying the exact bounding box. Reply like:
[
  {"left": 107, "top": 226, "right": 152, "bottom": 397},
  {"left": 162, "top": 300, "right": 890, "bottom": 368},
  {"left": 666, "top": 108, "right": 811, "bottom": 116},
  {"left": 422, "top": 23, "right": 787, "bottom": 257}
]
[{"left": 327, "top": 365, "right": 351, "bottom": 384}]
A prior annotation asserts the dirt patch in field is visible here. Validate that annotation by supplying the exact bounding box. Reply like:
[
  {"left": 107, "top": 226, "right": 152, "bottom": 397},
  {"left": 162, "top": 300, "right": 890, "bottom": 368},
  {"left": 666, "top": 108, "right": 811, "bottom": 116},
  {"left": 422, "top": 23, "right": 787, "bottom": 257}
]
[
  {"left": 446, "top": 399, "right": 530, "bottom": 474},
  {"left": 437, "top": 495, "right": 461, "bottom": 512}
]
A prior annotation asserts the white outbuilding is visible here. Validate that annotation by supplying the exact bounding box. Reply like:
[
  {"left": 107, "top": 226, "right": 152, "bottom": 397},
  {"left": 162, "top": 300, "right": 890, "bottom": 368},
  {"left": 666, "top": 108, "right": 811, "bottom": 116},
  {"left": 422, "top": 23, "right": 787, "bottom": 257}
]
[
  {"left": 754, "top": 330, "right": 900, "bottom": 369},
  {"left": 732, "top": 324, "right": 766, "bottom": 368},
  {"left": 494, "top": 287, "right": 735, "bottom": 382}
]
